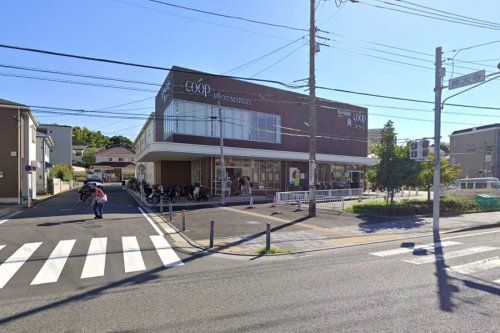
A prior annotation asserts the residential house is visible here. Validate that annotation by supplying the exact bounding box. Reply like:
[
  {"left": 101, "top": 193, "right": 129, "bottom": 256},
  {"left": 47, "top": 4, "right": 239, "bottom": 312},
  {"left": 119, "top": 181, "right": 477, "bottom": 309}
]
[
  {"left": 38, "top": 124, "right": 72, "bottom": 166},
  {"left": 36, "top": 130, "right": 54, "bottom": 194},
  {"left": 91, "top": 147, "right": 136, "bottom": 181},
  {"left": 0, "top": 98, "right": 39, "bottom": 204},
  {"left": 72, "top": 144, "right": 88, "bottom": 165},
  {"left": 450, "top": 124, "right": 500, "bottom": 178}
]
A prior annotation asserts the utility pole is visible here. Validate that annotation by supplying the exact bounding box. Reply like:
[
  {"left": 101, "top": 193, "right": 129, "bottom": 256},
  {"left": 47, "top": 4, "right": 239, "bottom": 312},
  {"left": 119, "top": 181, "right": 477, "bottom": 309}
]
[
  {"left": 218, "top": 98, "right": 226, "bottom": 205},
  {"left": 308, "top": 0, "right": 317, "bottom": 217},
  {"left": 433, "top": 47, "right": 443, "bottom": 232}
]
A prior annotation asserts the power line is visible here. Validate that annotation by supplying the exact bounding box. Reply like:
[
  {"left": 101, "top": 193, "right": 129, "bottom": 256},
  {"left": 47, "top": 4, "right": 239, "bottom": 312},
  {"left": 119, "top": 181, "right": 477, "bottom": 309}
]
[
  {"left": 0, "top": 72, "right": 158, "bottom": 92},
  {"left": 356, "top": 0, "right": 500, "bottom": 32},
  {"left": 0, "top": 63, "right": 161, "bottom": 86},
  {"left": 111, "top": 0, "right": 294, "bottom": 41},
  {"left": 223, "top": 36, "right": 306, "bottom": 75},
  {"left": 316, "top": 85, "right": 500, "bottom": 111},
  {"left": 0, "top": 43, "right": 303, "bottom": 88},
  {"left": 251, "top": 42, "right": 308, "bottom": 78},
  {"left": 142, "top": 0, "right": 309, "bottom": 32},
  {"left": 389, "top": 0, "right": 500, "bottom": 28}
]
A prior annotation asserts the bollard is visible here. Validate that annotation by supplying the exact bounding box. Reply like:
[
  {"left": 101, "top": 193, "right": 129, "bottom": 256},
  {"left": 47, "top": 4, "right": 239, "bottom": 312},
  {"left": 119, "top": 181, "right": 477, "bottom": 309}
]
[
  {"left": 266, "top": 222, "right": 271, "bottom": 253},
  {"left": 295, "top": 198, "right": 302, "bottom": 211},
  {"left": 209, "top": 220, "right": 215, "bottom": 248},
  {"left": 274, "top": 193, "right": 281, "bottom": 214},
  {"left": 168, "top": 203, "right": 173, "bottom": 222},
  {"left": 181, "top": 210, "right": 186, "bottom": 232},
  {"left": 248, "top": 196, "right": 254, "bottom": 209},
  {"left": 159, "top": 198, "right": 164, "bottom": 214}
]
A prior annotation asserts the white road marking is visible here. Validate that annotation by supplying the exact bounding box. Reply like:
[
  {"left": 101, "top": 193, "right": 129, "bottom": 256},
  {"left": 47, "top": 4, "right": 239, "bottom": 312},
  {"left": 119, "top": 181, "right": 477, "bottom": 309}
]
[
  {"left": 122, "top": 236, "right": 146, "bottom": 273},
  {"left": 150, "top": 235, "right": 183, "bottom": 268},
  {"left": 0, "top": 220, "right": 8, "bottom": 225},
  {"left": 449, "top": 256, "right": 500, "bottom": 275},
  {"left": 493, "top": 279, "right": 500, "bottom": 284},
  {"left": 0, "top": 242, "right": 42, "bottom": 289},
  {"left": 370, "top": 241, "right": 461, "bottom": 257},
  {"left": 442, "top": 229, "right": 500, "bottom": 240},
  {"left": 31, "top": 239, "right": 76, "bottom": 285},
  {"left": 402, "top": 246, "right": 498, "bottom": 265},
  {"left": 138, "top": 207, "right": 163, "bottom": 236},
  {"left": 0, "top": 245, "right": 5, "bottom": 251},
  {"left": 81, "top": 238, "right": 107, "bottom": 279}
]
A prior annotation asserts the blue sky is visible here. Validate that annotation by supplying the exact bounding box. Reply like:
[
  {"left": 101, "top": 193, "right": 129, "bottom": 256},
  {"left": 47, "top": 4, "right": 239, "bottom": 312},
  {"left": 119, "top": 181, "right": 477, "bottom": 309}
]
[{"left": 0, "top": 0, "right": 499, "bottom": 142}]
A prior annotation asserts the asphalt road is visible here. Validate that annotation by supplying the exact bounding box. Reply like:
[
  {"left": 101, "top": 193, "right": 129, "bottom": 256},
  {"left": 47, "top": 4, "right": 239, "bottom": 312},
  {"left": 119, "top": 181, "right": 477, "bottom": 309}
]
[{"left": 0, "top": 187, "right": 498, "bottom": 332}]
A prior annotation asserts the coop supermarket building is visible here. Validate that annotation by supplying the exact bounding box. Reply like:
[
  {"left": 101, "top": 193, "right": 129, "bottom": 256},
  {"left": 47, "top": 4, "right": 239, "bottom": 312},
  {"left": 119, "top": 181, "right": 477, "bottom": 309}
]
[{"left": 135, "top": 66, "right": 376, "bottom": 195}]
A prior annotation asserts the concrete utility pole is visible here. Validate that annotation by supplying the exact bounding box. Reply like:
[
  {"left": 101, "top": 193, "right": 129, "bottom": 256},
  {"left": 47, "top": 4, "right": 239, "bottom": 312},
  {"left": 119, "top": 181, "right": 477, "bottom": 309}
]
[
  {"left": 308, "top": 0, "right": 317, "bottom": 217},
  {"left": 433, "top": 47, "right": 443, "bottom": 232},
  {"left": 218, "top": 98, "right": 227, "bottom": 205}
]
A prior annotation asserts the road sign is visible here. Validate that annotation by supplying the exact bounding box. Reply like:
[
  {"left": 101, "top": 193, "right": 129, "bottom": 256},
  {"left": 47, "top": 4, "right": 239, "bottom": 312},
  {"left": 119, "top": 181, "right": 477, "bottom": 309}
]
[
  {"left": 24, "top": 165, "right": 32, "bottom": 172},
  {"left": 449, "top": 70, "right": 485, "bottom": 90}
]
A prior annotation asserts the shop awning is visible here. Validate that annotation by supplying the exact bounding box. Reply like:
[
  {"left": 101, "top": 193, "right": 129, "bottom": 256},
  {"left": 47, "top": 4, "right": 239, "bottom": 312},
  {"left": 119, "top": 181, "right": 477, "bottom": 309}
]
[{"left": 137, "top": 142, "right": 378, "bottom": 165}]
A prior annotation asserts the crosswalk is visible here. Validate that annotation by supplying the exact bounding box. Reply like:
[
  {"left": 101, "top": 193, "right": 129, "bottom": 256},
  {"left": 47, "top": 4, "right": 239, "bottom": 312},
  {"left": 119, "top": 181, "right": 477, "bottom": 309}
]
[
  {"left": 369, "top": 241, "right": 500, "bottom": 284},
  {"left": 0, "top": 236, "right": 183, "bottom": 289}
]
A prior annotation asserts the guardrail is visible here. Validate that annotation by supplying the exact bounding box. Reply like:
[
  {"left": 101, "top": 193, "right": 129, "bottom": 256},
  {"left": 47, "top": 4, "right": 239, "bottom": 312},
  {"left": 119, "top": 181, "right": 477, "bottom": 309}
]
[{"left": 276, "top": 188, "right": 363, "bottom": 204}]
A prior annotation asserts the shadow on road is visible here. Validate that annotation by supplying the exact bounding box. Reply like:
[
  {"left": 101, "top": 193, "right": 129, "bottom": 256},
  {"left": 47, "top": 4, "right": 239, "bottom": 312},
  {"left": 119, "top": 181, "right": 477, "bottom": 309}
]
[{"left": 358, "top": 217, "right": 427, "bottom": 234}]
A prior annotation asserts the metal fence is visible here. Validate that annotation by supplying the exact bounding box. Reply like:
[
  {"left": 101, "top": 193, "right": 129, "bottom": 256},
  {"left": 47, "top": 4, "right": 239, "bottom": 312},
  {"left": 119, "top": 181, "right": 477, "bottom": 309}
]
[
  {"left": 275, "top": 188, "right": 363, "bottom": 213},
  {"left": 276, "top": 188, "right": 363, "bottom": 204}
]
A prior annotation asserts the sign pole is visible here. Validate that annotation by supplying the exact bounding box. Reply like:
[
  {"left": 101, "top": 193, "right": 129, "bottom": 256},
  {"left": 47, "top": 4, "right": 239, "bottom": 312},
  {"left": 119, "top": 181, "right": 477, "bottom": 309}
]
[
  {"left": 218, "top": 98, "right": 226, "bottom": 206},
  {"left": 433, "top": 47, "right": 443, "bottom": 233},
  {"left": 308, "top": 0, "right": 317, "bottom": 217}
]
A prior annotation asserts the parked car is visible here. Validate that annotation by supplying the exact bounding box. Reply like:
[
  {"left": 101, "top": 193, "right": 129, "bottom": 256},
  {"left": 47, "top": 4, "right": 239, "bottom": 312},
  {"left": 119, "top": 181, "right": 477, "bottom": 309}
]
[{"left": 446, "top": 177, "right": 500, "bottom": 197}]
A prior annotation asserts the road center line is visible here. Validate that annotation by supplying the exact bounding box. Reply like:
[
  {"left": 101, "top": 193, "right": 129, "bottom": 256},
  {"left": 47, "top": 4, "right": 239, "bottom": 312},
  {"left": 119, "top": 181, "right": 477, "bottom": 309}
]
[{"left": 138, "top": 207, "right": 163, "bottom": 236}]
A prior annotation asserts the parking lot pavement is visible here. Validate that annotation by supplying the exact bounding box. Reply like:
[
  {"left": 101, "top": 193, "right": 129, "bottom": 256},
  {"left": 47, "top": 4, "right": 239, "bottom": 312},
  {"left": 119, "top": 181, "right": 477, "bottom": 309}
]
[{"left": 163, "top": 202, "right": 500, "bottom": 255}]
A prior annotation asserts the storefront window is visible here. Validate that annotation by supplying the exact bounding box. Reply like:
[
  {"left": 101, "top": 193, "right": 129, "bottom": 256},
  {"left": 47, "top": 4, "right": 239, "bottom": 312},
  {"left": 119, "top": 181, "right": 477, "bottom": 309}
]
[{"left": 166, "top": 99, "right": 281, "bottom": 143}]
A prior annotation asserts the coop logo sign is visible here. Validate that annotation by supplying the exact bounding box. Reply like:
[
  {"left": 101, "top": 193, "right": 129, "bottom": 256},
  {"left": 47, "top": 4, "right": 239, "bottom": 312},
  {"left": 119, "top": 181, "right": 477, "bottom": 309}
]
[
  {"left": 336, "top": 109, "right": 366, "bottom": 130},
  {"left": 184, "top": 78, "right": 252, "bottom": 105},
  {"left": 185, "top": 80, "right": 211, "bottom": 97}
]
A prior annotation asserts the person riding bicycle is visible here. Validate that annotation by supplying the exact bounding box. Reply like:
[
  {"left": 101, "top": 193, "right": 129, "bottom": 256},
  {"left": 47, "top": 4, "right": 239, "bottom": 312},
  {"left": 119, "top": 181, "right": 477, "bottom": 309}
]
[{"left": 78, "top": 183, "right": 93, "bottom": 204}]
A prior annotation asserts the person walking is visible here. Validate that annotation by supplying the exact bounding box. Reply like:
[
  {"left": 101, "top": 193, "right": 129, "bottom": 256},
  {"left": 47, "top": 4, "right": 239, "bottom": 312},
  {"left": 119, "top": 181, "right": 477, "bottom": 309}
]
[{"left": 93, "top": 185, "right": 107, "bottom": 219}]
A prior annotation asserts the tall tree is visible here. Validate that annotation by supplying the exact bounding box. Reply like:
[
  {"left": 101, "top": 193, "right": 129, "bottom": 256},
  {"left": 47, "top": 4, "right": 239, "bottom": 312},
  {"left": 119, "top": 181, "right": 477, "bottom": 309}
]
[
  {"left": 417, "top": 154, "right": 461, "bottom": 201},
  {"left": 368, "top": 121, "right": 415, "bottom": 204},
  {"left": 108, "top": 135, "right": 134, "bottom": 150}
]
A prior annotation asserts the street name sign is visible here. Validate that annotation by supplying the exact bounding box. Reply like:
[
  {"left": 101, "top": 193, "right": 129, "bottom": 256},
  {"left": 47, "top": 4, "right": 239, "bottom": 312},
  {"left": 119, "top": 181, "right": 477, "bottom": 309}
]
[{"left": 449, "top": 70, "right": 485, "bottom": 90}]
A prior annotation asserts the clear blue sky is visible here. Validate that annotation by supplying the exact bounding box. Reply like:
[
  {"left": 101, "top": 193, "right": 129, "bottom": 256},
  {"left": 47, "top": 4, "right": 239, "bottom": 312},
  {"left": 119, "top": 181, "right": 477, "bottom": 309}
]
[{"left": 1, "top": 0, "right": 499, "bottom": 143}]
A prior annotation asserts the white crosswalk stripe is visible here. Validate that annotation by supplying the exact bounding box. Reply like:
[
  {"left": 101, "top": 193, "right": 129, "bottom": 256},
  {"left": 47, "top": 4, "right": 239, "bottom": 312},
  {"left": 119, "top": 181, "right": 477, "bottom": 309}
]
[
  {"left": 0, "top": 235, "right": 183, "bottom": 289},
  {"left": 0, "top": 242, "right": 42, "bottom": 289},
  {"left": 150, "top": 235, "right": 183, "bottom": 268},
  {"left": 494, "top": 279, "right": 500, "bottom": 284},
  {"left": 402, "top": 246, "right": 498, "bottom": 265},
  {"left": 448, "top": 257, "right": 500, "bottom": 275},
  {"left": 122, "top": 236, "right": 146, "bottom": 273},
  {"left": 369, "top": 241, "right": 461, "bottom": 257},
  {"left": 81, "top": 238, "right": 107, "bottom": 279},
  {"left": 31, "top": 239, "right": 76, "bottom": 285}
]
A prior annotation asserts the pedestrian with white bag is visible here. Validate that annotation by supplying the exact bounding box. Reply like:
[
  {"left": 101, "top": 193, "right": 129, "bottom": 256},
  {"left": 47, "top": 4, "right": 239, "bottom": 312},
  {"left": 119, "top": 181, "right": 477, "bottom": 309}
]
[{"left": 93, "top": 185, "right": 108, "bottom": 219}]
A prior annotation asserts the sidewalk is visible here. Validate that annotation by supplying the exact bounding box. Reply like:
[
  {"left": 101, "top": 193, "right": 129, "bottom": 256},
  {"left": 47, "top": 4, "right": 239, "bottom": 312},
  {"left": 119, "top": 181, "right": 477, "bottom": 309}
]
[
  {"left": 127, "top": 187, "right": 272, "bottom": 211},
  {"left": 160, "top": 202, "right": 500, "bottom": 255},
  {"left": 0, "top": 204, "right": 23, "bottom": 219}
]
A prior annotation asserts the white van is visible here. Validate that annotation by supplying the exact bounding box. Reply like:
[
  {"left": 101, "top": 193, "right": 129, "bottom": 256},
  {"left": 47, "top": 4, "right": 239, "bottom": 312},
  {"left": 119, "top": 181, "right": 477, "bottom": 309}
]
[{"left": 447, "top": 177, "right": 500, "bottom": 197}]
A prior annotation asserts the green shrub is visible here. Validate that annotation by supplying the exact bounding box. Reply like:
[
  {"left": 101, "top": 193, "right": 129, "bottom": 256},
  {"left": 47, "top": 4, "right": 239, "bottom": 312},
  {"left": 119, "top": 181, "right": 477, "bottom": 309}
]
[
  {"left": 348, "top": 197, "right": 480, "bottom": 216},
  {"left": 49, "top": 164, "right": 73, "bottom": 182}
]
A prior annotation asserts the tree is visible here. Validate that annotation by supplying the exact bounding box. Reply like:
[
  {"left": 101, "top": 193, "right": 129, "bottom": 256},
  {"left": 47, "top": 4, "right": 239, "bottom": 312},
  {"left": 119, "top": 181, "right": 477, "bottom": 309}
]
[
  {"left": 417, "top": 154, "right": 461, "bottom": 201},
  {"left": 108, "top": 135, "right": 134, "bottom": 150},
  {"left": 368, "top": 121, "right": 414, "bottom": 205},
  {"left": 72, "top": 126, "right": 110, "bottom": 148}
]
